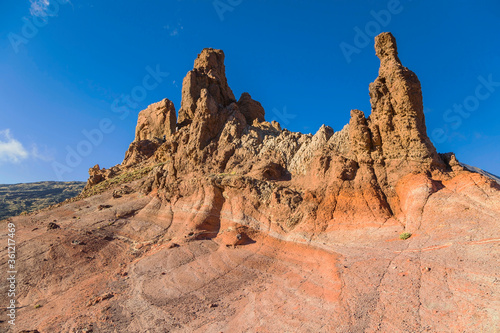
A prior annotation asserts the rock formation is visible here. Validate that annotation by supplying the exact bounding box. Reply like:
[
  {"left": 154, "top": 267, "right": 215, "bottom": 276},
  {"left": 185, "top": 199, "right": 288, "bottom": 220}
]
[
  {"left": 369, "top": 32, "right": 442, "bottom": 167},
  {"left": 135, "top": 98, "right": 176, "bottom": 142},
  {"left": 83, "top": 31, "right": 499, "bottom": 257},
  {"left": 237, "top": 92, "right": 265, "bottom": 124},
  {"left": 6, "top": 33, "right": 500, "bottom": 332},
  {"left": 177, "top": 48, "right": 236, "bottom": 126}
]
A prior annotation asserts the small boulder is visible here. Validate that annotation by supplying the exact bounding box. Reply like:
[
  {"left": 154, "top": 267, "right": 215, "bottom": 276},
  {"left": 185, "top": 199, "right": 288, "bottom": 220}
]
[{"left": 47, "top": 222, "right": 60, "bottom": 230}]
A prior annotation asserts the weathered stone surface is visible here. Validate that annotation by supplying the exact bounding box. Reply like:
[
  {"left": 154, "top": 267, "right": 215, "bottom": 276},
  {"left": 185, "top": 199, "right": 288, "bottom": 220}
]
[
  {"left": 288, "top": 124, "right": 333, "bottom": 175},
  {"left": 86, "top": 164, "right": 104, "bottom": 188},
  {"left": 84, "top": 164, "right": 119, "bottom": 190},
  {"left": 368, "top": 32, "right": 442, "bottom": 168},
  {"left": 178, "top": 48, "right": 235, "bottom": 126},
  {"left": 135, "top": 98, "right": 176, "bottom": 142},
  {"left": 122, "top": 139, "right": 161, "bottom": 167},
  {"left": 237, "top": 92, "right": 265, "bottom": 123}
]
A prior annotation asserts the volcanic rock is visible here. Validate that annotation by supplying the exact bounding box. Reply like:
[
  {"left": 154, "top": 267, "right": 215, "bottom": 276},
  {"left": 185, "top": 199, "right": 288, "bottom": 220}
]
[
  {"left": 178, "top": 48, "right": 236, "bottom": 126},
  {"left": 237, "top": 92, "right": 265, "bottom": 123},
  {"left": 368, "top": 32, "right": 443, "bottom": 171},
  {"left": 46, "top": 222, "right": 60, "bottom": 230},
  {"left": 122, "top": 139, "right": 161, "bottom": 167},
  {"left": 135, "top": 98, "right": 176, "bottom": 142},
  {"left": 84, "top": 164, "right": 120, "bottom": 190}
]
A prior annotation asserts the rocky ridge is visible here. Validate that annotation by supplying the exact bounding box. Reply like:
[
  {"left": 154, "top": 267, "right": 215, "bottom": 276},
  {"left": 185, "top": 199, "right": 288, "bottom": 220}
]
[{"left": 85, "top": 32, "right": 484, "bottom": 239}]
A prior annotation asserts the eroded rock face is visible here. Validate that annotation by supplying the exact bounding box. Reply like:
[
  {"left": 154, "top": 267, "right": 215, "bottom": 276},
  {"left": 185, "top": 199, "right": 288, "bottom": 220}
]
[
  {"left": 122, "top": 139, "right": 161, "bottom": 167},
  {"left": 84, "top": 164, "right": 120, "bottom": 190},
  {"left": 178, "top": 48, "right": 236, "bottom": 126},
  {"left": 135, "top": 98, "right": 176, "bottom": 142},
  {"left": 368, "top": 32, "right": 442, "bottom": 167},
  {"left": 237, "top": 92, "right": 265, "bottom": 124},
  {"left": 85, "top": 35, "right": 474, "bottom": 226}
]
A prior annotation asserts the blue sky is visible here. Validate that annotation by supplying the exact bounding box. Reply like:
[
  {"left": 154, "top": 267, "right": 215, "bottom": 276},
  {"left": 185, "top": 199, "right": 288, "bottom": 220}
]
[{"left": 1, "top": 0, "right": 499, "bottom": 184}]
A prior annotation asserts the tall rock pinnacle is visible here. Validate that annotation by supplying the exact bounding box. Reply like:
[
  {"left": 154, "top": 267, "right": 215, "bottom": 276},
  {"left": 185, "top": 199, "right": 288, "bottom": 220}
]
[
  {"left": 178, "top": 48, "right": 236, "bottom": 126},
  {"left": 367, "top": 32, "right": 441, "bottom": 167}
]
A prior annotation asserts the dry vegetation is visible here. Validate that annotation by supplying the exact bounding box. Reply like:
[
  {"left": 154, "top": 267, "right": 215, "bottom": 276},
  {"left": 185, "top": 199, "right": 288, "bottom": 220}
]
[{"left": 0, "top": 181, "right": 85, "bottom": 220}]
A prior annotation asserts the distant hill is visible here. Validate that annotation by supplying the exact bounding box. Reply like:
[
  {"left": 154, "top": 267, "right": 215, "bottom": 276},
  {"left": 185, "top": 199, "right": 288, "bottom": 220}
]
[
  {"left": 461, "top": 163, "right": 500, "bottom": 185},
  {"left": 0, "top": 181, "right": 85, "bottom": 221}
]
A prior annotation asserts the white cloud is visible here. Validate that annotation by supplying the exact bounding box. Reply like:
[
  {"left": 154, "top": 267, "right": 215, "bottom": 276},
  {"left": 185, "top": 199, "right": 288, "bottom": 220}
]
[
  {"left": 31, "top": 144, "right": 55, "bottom": 162},
  {"left": 30, "top": 0, "right": 51, "bottom": 17},
  {"left": 0, "top": 129, "right": 29, "bottom": 163},
  {"left": 29, "top": 0, "right": 70, "bottom": 17},
  {"left": 164, "top": 23, "right": 183, "bottom": 37}
]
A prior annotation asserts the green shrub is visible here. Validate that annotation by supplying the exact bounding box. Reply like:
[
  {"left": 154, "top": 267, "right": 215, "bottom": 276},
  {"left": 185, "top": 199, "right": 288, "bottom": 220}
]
[{"left": 399, "top": 232, "right": 412, "bottom": 240}]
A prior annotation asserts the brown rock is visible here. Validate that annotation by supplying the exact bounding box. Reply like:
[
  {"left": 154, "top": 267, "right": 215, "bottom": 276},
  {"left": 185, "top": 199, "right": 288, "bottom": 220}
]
[
  {"left": 135, "top": 98, "right": 176, "bottom": 142},
  {"left": 86, "top": 292, "right": 114, "bottom": 307},
  {"left": 86, "top": 164, "right": 104, "bottom": 187},
  {"left": 237, "top": 92, "right": 265, "bottom": 123},
  {"left": 348, "top": 109, "right": 372, "bottom": 163},
  {"left": 84, "top": 164, "right": 120, "bottom": 190},
  {"left": 47, "top": 222, "right": 60, "bottom": 230},
  {"left": 122, "top": 139, "right": 161, "bottom": 167},
  {"left": 368, "top": 32, "right": 443, "bottom": 170},
  {"left": 178, "top": 48, "right": 235, "bottom": 126},
  {"left": 440, "top": 152, "right": 467, "bottom": 172},
  {"left": 112, "top": 185, "right": 133, "bottom": 199}
]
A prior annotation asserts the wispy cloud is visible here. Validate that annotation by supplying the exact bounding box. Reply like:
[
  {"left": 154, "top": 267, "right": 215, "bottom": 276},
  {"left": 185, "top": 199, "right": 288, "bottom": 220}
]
[
  {"left": 30, "top": 0, "right": 51, "bottom": 17},
  {"left": 29, "top": 0, "right": 70, "bottom": 17},
  {"left": 31, "top": 144, "right": 55, "bottom": 162},
  {"left": 0, "top": 129, "right": 29, "bottom": 163},
  {"left": 164, "top": 23, "right": 183, "bottom": 37}
]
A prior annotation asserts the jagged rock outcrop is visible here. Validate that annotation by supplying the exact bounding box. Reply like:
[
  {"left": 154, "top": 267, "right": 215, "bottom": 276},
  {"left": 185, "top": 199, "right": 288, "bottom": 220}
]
[
  {"left": 135, "top": 98, "right": 176, "bottom": 142},
  {"left": 177, "top": 48, "right": 236, "bottom": 126},
  {"left": 122, "top": 139, "right": 161, "bottom": 167},
  {"left": 237, "top": 92, "right": 265, "bottom": 124},
  {"left": 119, "top": 99, "right": 177, "bottom": 168},
  {"left": 85, "top": 33, "right": 479, "bottom": 229},
  {"left": 87, "top": 32, "right": 487, "bottom": 239},
  {"left": 86, "top": 164, "right": 105, "bottom": 188},
  {"left": 368, "top": 32, "right": 442, "bottom": 167},
  {"left": 84, "top": 164, "right": 121, "bottom": 190}
]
